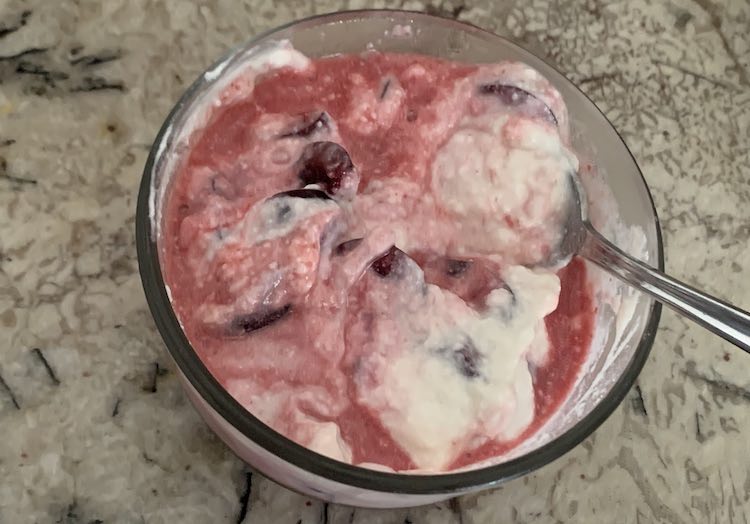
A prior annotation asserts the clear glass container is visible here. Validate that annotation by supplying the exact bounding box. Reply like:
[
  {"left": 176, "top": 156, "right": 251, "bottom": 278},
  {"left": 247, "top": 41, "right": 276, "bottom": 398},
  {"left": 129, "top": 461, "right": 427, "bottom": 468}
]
[{"left": 136, "top": 9, "right": 663, "bottom": 508}]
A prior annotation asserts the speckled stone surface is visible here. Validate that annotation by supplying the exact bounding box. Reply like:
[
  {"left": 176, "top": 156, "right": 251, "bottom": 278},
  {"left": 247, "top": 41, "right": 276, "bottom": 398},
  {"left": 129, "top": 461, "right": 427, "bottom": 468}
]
[{"left": 1, "top": 0, "right": 748, "bottom": 522}]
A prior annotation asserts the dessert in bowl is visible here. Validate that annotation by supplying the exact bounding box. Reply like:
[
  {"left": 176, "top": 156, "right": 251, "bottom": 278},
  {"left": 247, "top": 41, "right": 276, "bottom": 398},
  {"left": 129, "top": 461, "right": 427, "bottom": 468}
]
[{"left": 136, "top": 10, "right": 662, "bottom": 508}]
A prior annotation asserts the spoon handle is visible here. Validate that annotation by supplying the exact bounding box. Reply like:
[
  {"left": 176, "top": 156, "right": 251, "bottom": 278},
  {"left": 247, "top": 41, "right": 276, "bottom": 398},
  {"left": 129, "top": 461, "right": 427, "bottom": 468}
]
[{"left": 581, "top": 224, "right": 750, "bottom": 354}]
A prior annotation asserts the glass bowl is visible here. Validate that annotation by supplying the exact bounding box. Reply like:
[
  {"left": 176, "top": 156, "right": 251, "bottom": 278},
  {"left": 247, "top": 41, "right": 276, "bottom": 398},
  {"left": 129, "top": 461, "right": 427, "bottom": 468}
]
[{"left": 135, "top": 9, "right": 663, "bottom": 508}]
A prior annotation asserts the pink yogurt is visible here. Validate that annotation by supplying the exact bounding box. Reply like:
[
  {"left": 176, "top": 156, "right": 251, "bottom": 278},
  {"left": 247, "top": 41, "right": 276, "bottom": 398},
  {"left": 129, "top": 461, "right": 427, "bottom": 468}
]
[{"left": 162, "top": 47, "right": 594, "bottom": 472}]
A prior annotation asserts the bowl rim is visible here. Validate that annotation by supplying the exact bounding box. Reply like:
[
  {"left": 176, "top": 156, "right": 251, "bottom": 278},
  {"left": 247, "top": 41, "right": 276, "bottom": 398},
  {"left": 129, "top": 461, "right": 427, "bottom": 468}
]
[{"left": 135, "top": 8, "right": 664, "bottom": 495}]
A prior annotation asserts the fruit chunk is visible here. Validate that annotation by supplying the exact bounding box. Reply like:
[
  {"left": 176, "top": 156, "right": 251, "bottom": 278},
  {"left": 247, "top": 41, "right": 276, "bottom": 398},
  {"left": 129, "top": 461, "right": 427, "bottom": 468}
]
[
  {"left": 229, "top": 304, "right": 293, "bottom": 335},
  {"left": 279, "top": 112, "right": 330, "bottom": 138},
  {"left": 445, "top": 259, "right": 471, "bottom": 277},
  {"left": 370, "top": 246, "right": 406, "bottom": 277},
  {"left": 447, "top": 339, "right": 483, "bottom": 379},
  {"left": 296, "top": 141, "right": 357, "bottom": 196},
  {"left": 272, "top": 188, "right": 332, "bottom": 200},
  {"left": 334, "top": 238, "right": 364, "bottom": 256},
  {"left": 479, "top": 83, "right": 558, "bottom": 125}
]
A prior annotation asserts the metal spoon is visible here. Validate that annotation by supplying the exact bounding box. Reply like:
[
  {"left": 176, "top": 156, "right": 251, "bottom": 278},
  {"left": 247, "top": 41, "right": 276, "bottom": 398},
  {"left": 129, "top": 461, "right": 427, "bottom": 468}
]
[{"left": 557, "top": 172, "right": 750, "bottom": 353}]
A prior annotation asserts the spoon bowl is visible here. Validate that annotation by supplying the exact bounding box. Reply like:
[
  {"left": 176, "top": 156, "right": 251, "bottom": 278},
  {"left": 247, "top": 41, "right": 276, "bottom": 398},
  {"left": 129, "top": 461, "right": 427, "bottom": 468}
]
[{"left": 558, "top": 170, "right": 750, "bottom": 353}]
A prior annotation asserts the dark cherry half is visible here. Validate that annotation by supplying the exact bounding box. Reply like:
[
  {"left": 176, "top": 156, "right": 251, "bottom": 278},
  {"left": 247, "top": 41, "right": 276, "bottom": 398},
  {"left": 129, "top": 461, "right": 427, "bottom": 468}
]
[
  {"left": 229, "top": 304, "right": 292, "bottom": 335},
  {"left": 370, "top": 246, "right": 407, "bottom": 277},
  {"left": 296, "top": 141, "right": 355, "bottom": 196},
  {"left": 271, "top": 188, "right": 332, "bottom": 200},
  {"left": 380, "top": 78, "right": 392, "bottom": 99},
  {"left": 445, "top": 259, "right": 471, "bottom": 277},
  {"left": 334, "top": 238, "right": 364, "bottom": 256},
  {"left": 279, "top": 112, "right": 330, "bottom": 138},
  {"left": 479, "top": 83, "right": 558, "bottom": 126},
  {"left": 441, "top": 339, "right": 483, "bottom": 379}
]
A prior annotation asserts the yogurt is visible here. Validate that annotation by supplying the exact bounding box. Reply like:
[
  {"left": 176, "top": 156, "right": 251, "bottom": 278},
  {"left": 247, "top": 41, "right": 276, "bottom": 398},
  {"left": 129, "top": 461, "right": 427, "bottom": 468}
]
[{"left": 160, "top": 44, "right": 594, "bottom": 472}]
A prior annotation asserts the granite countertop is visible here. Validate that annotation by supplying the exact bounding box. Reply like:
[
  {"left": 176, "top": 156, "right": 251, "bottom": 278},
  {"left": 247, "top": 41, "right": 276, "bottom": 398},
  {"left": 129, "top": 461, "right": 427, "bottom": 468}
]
[{"left": 1, "top": 0, "right": 749, "bottom": 522}]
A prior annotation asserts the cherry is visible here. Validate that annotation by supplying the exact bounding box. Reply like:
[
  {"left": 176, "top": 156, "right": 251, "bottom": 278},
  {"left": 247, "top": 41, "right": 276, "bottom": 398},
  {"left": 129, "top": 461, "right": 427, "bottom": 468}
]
[
  {"left": 334, "top": 238, "right": 363, "bottom": 256},
  {"left": 449, "top": 340, "right": 482, "bottom": 379},
  {"left": 229, "top": 304, "right": 292, "bottom": 335},
  {"left": 266, "top": 190, "right": 333, "bottom": 227},
  {"left": 445, "top": 259, "right": 471, "bottom": 277},
  {"left": 479, "top": 83, "right": 558, "bottom": 125},
  {"left": 434, "top": 339, "right": 484, "bottom": 379},
  {"left": 380, "top": 79, "right": 391, "bottom": 100},
  {"left": 275, "top": 202, "right": 292, "bottom": 224},
  {"left": 272, "top": 188, "right": 332, "bottom": 200},
  {"left": 209, "top": 174, "right": 234, "bottom": 199},
  {"left": 296, "top": 141, "right": 355, "bottom": 195},
  {"left": 279, "top": 112, "right": 330, "bottom": 138},
  {"left": 370, "top": 246, "right": 406, "bottom": 277}
]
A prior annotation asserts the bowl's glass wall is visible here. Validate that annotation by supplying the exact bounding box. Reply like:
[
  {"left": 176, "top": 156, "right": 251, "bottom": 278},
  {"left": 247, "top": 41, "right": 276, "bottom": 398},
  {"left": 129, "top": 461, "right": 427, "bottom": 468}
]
[{"left": 146, "top": 9, "right": 660, "bottom": 482}]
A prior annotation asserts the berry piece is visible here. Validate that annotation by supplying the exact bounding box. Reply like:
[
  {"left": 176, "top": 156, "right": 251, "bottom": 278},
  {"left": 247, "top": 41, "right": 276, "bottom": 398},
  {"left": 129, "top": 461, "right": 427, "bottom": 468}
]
[
  {"left": 279, "top": 112, "right": 330, "bottom": 138},
  {"left": 334, "top": 238, "right": 363, "bottom": 256},
  {"left": 445, "top": 259, "right": 471, "bottom": 277},
  {"left": 479, "top": 83, "right": 558, "bottom": 125},
  {"left": 229, "top": 304, "right": 292, "bottom": 335},
  {"left": 271, "top": 188, "right": 332, "bottom": 200},
  {"left": 296, "top": 141, "right": 355, "bottom": 195},
  {"left": 371, "top": 246, "right": 406, "bottom": 277},
  {"left": 449, "top": 340, "right": 482, "bottom": 379}
]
